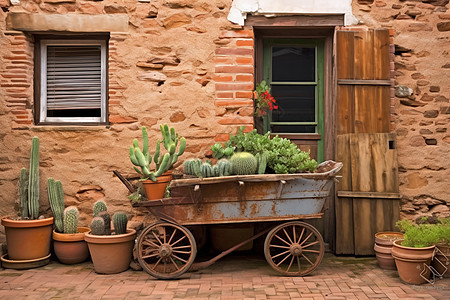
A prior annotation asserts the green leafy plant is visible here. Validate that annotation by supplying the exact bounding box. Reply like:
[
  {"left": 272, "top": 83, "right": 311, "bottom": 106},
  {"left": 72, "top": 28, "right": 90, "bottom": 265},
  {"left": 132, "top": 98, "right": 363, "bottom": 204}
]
[
  {"left": 395, "top": 219, "right": 444, "bottom": 248},
  {"left": 211, "top": 143, "right": 235, "bottom": 159},
  {"left": 225, "top": 127, "right": 318, "bottom": 174}
]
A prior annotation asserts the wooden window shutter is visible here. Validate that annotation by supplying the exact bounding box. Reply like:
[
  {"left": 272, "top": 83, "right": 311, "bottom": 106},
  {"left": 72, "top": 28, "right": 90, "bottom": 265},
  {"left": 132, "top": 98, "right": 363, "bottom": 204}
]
[
  {"left": 336, "top": 29, "right": 391, "bottom": 134},
  {"left": 46, "top": 45, "right": 102, "bottom": 111}
]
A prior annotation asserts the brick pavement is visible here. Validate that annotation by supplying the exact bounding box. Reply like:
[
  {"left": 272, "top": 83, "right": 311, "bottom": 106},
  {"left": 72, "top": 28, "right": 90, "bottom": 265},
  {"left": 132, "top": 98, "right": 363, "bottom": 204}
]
[{"left": 0, "top": 254, "right": 448, "bottom": 299}]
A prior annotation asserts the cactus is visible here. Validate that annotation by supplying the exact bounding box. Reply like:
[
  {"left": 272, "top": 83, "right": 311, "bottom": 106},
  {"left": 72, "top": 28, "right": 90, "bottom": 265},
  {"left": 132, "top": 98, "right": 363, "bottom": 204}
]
[
  {"left": 48, "top": 178, "right": 65, "bottom": 232},
  {"left": 27, "top": 137, "right": 40, "bottom": 219},
  {"left": 129, "top": 126, "right": 171, "bottom": 182},
  {"left": 19, "top": 168, "right": 29, "bottom": 219},
  {"left": 201, "top": 163, "right": 213, "bottom": 178},
  {"left": 90, "top": 217, "right": 106, "bottom": 235},
  {"left": 63, "top": 206, "right": 79, "bottom": 234},
  {"left": 256, "top": 152, "right": 268, "bottom": 175},
  {"left": 217, "top": 159, "right": 232, "bottom": 176},
  {"left": 113, "top": 212, "right": 128, "bottom": 235},
  {"left": 159, "top": 124, "right": 186, "bottom": 170},
  {"left": 98, "top": 211, "right": 111, "bottom": 235},
  {"left": 212, "top": 165, "right": 219, "bottom": 177},
  {"left": 93, "top": 200, "right": 107, "bottom": 217},
  {"left": 230, "top": 152, "right": 258, "bottom": 175},
  {"left": 184, "top": 159, "right": 203, "bottom": 178}
]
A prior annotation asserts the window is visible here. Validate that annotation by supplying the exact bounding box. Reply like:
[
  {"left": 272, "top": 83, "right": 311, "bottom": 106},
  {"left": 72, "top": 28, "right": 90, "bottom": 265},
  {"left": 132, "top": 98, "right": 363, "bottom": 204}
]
[
  {"left": 35, "top": 37, "right": 108, "bottom": 124},
  {"left": 261, "top": 38, "right": 325, "bottom": 161}
]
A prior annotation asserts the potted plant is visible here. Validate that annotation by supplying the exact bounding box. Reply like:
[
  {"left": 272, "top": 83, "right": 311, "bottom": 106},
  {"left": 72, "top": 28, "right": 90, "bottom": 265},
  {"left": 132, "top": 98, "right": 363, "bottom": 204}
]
[
  {"left": 391, "top": 219, "right": 437, "bottom": 284},
  {"left": 1, "top": 137, "right": 54, "bottom": 267},
  {"left": 48, "top": 178, "right": 90, "bottom": 264},
  {"left": 374, "top": 231, "right": 404, "bottom": 270},
  {"left": 129, "top": 125, "right": 185, "bottom": 200},
  {"left": 84, "top": 200, "right": 136, "bottom": 274}
]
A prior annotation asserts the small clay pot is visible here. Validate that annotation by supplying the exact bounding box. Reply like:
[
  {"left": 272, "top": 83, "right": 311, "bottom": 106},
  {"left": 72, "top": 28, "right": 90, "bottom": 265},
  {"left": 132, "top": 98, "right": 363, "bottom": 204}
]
[
  {"left": 374, "top": 232, "right": 404, "bottom": 270},
  {"left": 53, "top": 227, "right": 90, "bottom": 264}
]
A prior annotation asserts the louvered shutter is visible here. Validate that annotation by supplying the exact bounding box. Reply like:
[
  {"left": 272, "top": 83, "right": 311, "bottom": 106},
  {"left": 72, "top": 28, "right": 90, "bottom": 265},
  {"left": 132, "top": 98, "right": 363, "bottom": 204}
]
[{"left": 46, "top": 45, "right": 102, "bottom": 111}]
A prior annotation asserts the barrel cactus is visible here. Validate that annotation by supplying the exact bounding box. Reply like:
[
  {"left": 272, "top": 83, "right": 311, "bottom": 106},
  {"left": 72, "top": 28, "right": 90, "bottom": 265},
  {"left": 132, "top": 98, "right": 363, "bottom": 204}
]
[
  {"left": 93, "top": 200, "right": 107, "bottom": 217},
  {"left": 113, "top": 212, "right": 128, "bottom": 235},
  {"left": 63, "top": 206, "right": 79, "bottom": 234},
  {"left": 230, "top": 152, "right": 257, "bottom": 175},
  {"left": 90, "top": 217, "right": 106, "bottom": 235},
  {"left": 98, "top": 211, "right": 111, "bottom": 235}
]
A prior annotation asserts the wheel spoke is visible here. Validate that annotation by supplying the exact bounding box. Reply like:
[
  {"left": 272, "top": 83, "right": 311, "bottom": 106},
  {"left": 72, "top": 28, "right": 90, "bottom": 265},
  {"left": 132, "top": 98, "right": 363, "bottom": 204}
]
[
  {"left": 297, "top": 227, "right": 305, "bottom": 244},
  {"left": 151, "top": 230, "right": 163, "bottom": 245},
  {"left": 299, "top": 232, "right": 314, "bottom": 246},
  {"left": 296, "top": 256, "right": 301, "bottom": 272},
  {"left": 172, "top": 250, "right": 191, "bottom": 255},
  {"left": 271, "top": 249, "right": 291, "bottom": 260},
  {"left": 283, "top": 228, "right": 293, "bottom": 244},
  {"left": 169, "top": 256, "right": 180, "bottom": 271},
  {"left": 172, "top": 254, "right": 188, "bottom": 264},
  {"left": 168, "top": 228, "right": 177, "bottom": 244},
  {"left": 142, "top": 239, "right": 159, "bottom": 248},
  {"left": 302, "top": 240, "right": 320, "bottom": 249},
  {"left": 303, "top": 249, "right": 321, "bottom": 254},
  {"left": 163, "top": 226, "right": 166, "bottom": 244},
  {"left": 142, "top": 252, "right": 160, "bottom": 259},
  {"left": 301, "top": 253, "right": 315, "bottom": 266},
  {"left": 172, "top": 245, "right": 192, "bottom": 250},
  {"left": 276, "top": 253, "right": 291, "bottom": 267},
  {"left": 152, "top": 257, "right": 162, "bottom": 270},
  {"left": 269, "top": 244, "right": 290, "bottom": 249},
  {"left": 293, "top": 226, "right": 296, "bottom": 244},
  {"left": 286, "top": 255, "right": 295, "bottom": 273},
  {"left": 163, "top": 260, "right": 167, "bottom": 273},
  {"left": 274, "top": 234, "right": 291, "bottom": 246},
  {"left": 171, "top": 235, "right": 186, "bottom": 247}
]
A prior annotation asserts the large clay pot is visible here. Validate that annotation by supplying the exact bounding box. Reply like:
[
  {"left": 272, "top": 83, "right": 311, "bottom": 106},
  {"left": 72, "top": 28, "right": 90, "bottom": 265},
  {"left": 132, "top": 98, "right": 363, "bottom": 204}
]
[
  {"left": 53, "top": 227, "right": 90, "bottom": 264},
  {"left": 142, "top": 175, "right": 171, "bottom": 200},
  {"left": 374, "top": 232, "right": 404, "bottom": 270},
  {"left": 432, "top": 244, "right": 450, "bottom": 278},
  {"left": 392, "top": 239, "right": 435, "bottom": 284},
  {"left": 1, "top": 216, "right": 54, "bottom": 260},
  {"left": 85, "top": 229, "right": 136, "bottom": 274}
]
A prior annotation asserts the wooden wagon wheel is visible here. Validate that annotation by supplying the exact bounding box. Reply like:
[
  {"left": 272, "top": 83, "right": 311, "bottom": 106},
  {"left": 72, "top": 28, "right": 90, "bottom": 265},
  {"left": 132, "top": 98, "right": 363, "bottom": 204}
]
[
  {"left": 264, "top": 221, "right": 324, "bottom": 276},
  {"left": 137, "top": 222, "right": 197, "bottom": 279}
]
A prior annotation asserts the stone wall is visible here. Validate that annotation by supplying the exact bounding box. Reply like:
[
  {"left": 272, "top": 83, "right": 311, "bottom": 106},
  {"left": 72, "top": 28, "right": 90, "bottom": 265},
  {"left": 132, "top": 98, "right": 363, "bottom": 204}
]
[
  {"left": 0, "top": 0, "right": 448, "bottom": 245},
  {"left": 352, "top": 0, "right": 450, "bottom": 221}
]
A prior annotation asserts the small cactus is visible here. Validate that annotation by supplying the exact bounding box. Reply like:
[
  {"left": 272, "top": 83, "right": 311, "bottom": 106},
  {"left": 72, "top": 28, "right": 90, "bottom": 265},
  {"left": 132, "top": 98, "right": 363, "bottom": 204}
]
[
  {"left": 93, "top": 200, "right": 107, "bottom": 217},
  {"left": 217, "top": 159, "right": 232, "bottom": 176},
  {"left": 201, "top": 163, "right": 213, "bottom": 178},
  {"left": 90, "top": 217, "right": 106, "bottom": 235},
  {"left": 113, "top": 212, "right": 128, "bottom": 235},
  {"left": 48, "top": 178, "right": 65, "bottom": 233},
  {"left": 63, "top": 206, "right": 79, "bottom": 234},
  {"left": 256, "top": 152, "right": 268, "bottom": 175},
  {"left": 230, "top": 152, "right": 258, "bottom": 175},
  {"left": 98, "top": 211, "right": 111, "bottom": 235}
]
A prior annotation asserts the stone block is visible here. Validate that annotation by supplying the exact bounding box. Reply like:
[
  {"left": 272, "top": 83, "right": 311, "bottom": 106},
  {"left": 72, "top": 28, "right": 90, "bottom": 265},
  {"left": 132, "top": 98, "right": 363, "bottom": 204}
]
[
  {"left": 437, "top": 22, "right": 450, "bottom": 31},
  {"left": 162, "top": 13, "right": 192, "bottom": 29}
]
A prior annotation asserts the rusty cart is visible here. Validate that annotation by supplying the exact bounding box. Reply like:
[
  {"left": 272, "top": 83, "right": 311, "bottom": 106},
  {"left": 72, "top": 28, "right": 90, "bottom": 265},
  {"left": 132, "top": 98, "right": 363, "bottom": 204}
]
[{"left": 128, "top": 160, "right": 342, "bottom": 279}]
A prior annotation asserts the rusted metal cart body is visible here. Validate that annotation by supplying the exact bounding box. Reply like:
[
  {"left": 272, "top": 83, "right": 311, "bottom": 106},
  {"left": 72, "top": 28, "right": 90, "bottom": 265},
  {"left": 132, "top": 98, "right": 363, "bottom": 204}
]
[{"left": 133, "top": 161, "right": 342, "bottom": 279}]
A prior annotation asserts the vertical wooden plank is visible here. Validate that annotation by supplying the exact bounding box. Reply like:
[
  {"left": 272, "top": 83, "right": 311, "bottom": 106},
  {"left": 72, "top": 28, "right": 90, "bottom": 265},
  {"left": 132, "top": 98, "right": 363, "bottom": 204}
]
[
  {"left": 374, "top": 29, "right": 390, "bottom": 80},
  {"left": 335, "top": 134, "right": 354, "bottom": 254}
]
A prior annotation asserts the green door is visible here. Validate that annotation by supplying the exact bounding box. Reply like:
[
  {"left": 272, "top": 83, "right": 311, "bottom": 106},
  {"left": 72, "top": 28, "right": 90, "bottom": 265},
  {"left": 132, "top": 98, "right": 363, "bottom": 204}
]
[{"left": 262, "top": 39, "right": 325, "bottom": 162}]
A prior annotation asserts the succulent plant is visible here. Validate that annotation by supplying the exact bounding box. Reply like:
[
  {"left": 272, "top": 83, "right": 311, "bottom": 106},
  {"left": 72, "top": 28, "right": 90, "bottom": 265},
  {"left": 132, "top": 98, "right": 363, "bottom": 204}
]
[
  {"left": 230, "top": 152, "right": 257, "bottom": 175},
  {"left": 184, "top": 158, "right": 202, "bottom": 177},
  {"left": 255, "top": 152, "right": 268, "bottom": 175},
  {"left": 93, "top": 200, "right": 107, "bottom": 217},
  {"left": 98, "top": 211, "right": 111, "bottom": 235},
  {"left": 48, "top": 178, "right": 65, "bottom": 233},
  {"left": 159, "top": 124, "right": 186, "bottom": 170},
  {"left": 19, "top": 168, "right": 29, "bottom": 219},
  {"left": 113, "top": 212, "right": 128, "bottom": 235},
  {"left": 90, "top": 217, "right": 106, "bottom": 235},
  {"left": 63, "top": 206, "right": 79, "bottom": 234},
  {"left": 217, "top": 159, "right": 232, "bottom": 176}
]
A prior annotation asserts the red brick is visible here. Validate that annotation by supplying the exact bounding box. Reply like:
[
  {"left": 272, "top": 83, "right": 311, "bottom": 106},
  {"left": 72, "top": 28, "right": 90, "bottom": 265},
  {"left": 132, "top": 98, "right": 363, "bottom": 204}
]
[
  {"left": 214, "top": 57, "right": 234, "bottom": 64},
  {"left": 213, "top": 75, "right": 233, "bottom": 82},
  {"left": 109, "top": 115, "right": 138, "bottom": 124},
  {"left": 215, "top": 99, "right": 253, "bottom": 107},
  {"left": 218, "top": 116, "right": 254, "bottom": 125},
  {"left": 216, "top": 92, "right": 234, "bottom": 98},
  {"left": 215, "top": 48, "right": 253, "bottom": 56},
  {"left": 236, "top": 39, "right": 254, "bottom": 47},
  {"left": 236, "top": 91, "right": 254, "bottom": 98},
  {"left": 215, "top": 83, "right": 253, "bottom": 91},
  {"left": 236, "top": 75, "right": 253, "bottom": 82},
  {"left": 220, "top": 30, "right": 254, "bottom": 38},
  {"left": 242, "top": 125, "right": 254, "bottom": 132},
  {"left": 236, "top": 57, "right": 253, "bottom": 65},
  {"left": 215, "top": 65, "right": 254, "bottom": 74},
  {"left": 214, "top": 133, "right": 230, "bottom": 142}
]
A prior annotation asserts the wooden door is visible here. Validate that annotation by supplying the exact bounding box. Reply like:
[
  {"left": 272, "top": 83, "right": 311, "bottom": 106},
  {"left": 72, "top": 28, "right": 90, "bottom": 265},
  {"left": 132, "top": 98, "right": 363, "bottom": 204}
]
[{"left": 334, "top": 29, "right": 400, "bottom": 255}]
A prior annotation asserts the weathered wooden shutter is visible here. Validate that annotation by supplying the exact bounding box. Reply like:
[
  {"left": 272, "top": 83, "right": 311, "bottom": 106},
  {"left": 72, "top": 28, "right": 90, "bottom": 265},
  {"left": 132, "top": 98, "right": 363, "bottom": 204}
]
[{"left": 334, "top": 29, "right": 400, "bottom": 255}]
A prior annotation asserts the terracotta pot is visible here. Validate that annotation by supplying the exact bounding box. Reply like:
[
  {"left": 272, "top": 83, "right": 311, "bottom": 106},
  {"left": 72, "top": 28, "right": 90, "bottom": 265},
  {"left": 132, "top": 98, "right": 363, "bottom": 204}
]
[
  {"left": 142, "top": 176, "right": 171, "bottom": 200},
  {"left": 1, "top": 253, "right": 51, "bottom": 270},
  {"left": 1, "top": 216, "right": 54, "bottom": 260},
  {"left": 85, "top": 229, "right": 136, "bottom": 274},
  {"left": 374, "top": 232, "right": 404, "bottom": 270},
  {"left": 53, "top": 227, "right": 90, "bottom": 264},
  {"left": 391, "top": 239, "right": 435, "bottom": 284},
  {"left": 432, "top": 244, "right": 450, "bottom": 278}
]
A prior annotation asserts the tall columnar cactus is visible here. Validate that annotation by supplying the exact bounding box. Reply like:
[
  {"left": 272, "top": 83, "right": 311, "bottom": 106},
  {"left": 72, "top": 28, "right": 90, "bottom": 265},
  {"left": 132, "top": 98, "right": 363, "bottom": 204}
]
[
  {"left": 230, "top": 152, "right": 258, "bottom": 175},
  {"left": 90, "top": 217, "right": 106, "bottom": 235},
  {"left": 93, "top": 200, "right": 107, "bottom": 217},
  {"left": 113, "top": 212, "right": 128, "bottom": 235},
  {"left": 159, "top": 124, "right": 186, "bottom": 170},
  {"left": 63, "top": 206, "right": 79, "bottom": 234},
  {"left": 129, "top": 126, "right": 171, "bottom": 182},
  {"left": 19, "top": 168, "right": 29, "bottom": 219},
  {"left": 98, "top": 211, "right": 111, "bottom": 235},
  {"left": 27, "top": 137, "right": 40, "bottom": 219},
  {"left": 48, "top": 178, "right": 65, "bottom": 232},
  {"left": 255, "top": 152, "right": 268, "bottom": 175}
]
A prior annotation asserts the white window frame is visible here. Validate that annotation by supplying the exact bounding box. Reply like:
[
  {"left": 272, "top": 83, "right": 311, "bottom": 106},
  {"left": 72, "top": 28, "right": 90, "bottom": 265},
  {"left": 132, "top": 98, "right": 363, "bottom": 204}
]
[{"left": 39, "top": 39, "right": 107, "bottom": 124}]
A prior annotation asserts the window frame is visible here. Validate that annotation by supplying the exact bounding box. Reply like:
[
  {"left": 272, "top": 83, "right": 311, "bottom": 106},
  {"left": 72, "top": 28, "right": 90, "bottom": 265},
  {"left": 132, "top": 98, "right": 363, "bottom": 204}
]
[{"left": 34, "top": 35, "right": 109, "bottom": 125}]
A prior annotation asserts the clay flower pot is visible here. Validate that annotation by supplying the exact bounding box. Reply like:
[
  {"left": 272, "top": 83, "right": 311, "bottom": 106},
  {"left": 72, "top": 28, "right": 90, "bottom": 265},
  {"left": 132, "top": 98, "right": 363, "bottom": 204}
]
[
  {"left": 374, "top": 232, "right": 404, "bottom": 270},
  {"left": 1, "top": 216, "right": 54, "bottom": 261},
  {"left": 391, "top": 239, "right": 435, "bottom": 284},
  {"left": 53, "top": 227, "right": 90, "bottom": 264},
  {"left": 142, "top": 174, "right": 171, "bottom": 200},
  {"left": 85, "top": 229, "right": 137, "bottom": 274}
]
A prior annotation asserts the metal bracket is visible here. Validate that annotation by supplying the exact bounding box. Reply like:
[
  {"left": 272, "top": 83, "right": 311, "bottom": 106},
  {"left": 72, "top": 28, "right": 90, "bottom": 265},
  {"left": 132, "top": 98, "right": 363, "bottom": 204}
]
[{"left": 276, "top": 180, "right": 286, "bottom": 199}]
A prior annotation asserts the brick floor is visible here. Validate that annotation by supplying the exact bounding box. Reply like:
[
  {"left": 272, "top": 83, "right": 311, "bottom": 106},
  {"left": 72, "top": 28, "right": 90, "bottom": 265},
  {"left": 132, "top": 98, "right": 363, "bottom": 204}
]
[{"left": 0, "top": 254, "right": 448, "bottom": 299}]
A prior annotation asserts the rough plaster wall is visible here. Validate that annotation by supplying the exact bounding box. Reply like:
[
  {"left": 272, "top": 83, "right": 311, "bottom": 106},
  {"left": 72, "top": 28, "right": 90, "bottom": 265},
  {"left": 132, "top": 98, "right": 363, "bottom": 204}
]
[{"left": 352, "top": 0, "right": 450, "bottom": 221}]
